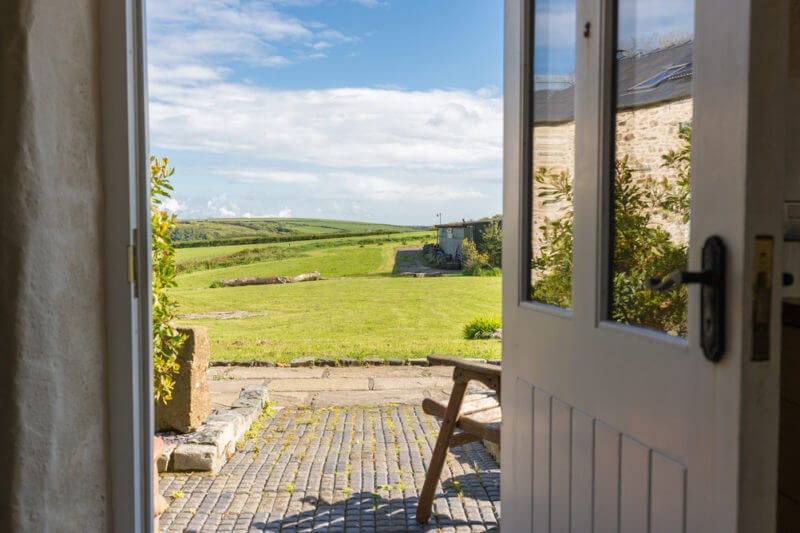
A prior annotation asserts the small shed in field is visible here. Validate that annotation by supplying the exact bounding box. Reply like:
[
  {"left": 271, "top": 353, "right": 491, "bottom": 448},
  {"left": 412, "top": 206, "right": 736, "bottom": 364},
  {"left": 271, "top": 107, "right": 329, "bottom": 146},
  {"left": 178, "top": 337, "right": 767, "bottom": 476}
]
[{"left": 435, "top": 218, "right": 499, "bottom": 260}]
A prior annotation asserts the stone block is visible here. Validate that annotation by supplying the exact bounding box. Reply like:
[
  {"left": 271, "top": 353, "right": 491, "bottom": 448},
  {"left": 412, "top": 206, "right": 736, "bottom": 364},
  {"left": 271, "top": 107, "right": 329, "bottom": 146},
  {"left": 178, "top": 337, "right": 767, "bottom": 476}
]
[
  {"left": 408, "top": 358, "right": 429, "bottom": 366},
  {"left": 339, "top": 358, "right": 358, "bottom": 366},
  {"left": 386, "top": 358, "right": 405, "bottom": 366},
  {"left": 231, "top": 406, "right": 259, "bottom": 422},
  {"left": 155, "top": 326, "right": 212, "bottom": 433},
  {"left": 173, "top": 443, "right": 221, "bottom": 472},
  {"left": 240, "top": 384, "right": 269, "bottom": 406},
  {"left": 364, "top": 358, "right": 385, "bottom": 366},
  {"left": 486, "top": 359, "right": 502, "bottom": 366},
  {"left": 291, "top": 357, "right": 315, "bottom": 367},
  {"left": 231, "top": 397, "right": 262, "bottom": 410},
  {"left": 483, "top": 440, "right": 501, "bottom": 464},
  {"left": 317, "top": 357, "right": 337, "bottom": 367},
  {"left": 157, "top": 442, "right": 176, "bottom": 472}
]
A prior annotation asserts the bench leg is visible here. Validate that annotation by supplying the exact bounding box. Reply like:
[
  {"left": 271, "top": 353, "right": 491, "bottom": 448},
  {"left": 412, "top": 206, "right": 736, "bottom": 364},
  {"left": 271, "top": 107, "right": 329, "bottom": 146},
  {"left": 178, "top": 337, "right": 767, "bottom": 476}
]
[{"left": 416, "top": 381, "right": 468, "bottom": 524}]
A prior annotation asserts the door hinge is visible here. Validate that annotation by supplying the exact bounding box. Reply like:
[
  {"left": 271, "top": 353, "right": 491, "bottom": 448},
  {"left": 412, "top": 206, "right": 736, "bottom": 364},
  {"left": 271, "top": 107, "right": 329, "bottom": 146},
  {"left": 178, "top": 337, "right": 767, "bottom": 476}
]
[{"left": 128, "top": 229, "right": 139, "bottom": 297}]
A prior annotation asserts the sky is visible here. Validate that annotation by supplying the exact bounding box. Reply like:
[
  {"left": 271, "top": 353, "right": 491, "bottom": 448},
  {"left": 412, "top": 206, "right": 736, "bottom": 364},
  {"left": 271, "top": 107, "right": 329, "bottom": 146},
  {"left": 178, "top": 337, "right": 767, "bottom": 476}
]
[{"left": 146, "top": 0, "right": 504, "bottom": 225}]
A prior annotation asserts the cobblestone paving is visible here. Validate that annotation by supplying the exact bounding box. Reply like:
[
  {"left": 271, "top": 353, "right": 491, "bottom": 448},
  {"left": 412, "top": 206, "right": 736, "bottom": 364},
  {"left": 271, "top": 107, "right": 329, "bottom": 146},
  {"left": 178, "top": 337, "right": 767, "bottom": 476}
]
[{"left": 160, "top": 405, "right": 500, "bottom": 532}]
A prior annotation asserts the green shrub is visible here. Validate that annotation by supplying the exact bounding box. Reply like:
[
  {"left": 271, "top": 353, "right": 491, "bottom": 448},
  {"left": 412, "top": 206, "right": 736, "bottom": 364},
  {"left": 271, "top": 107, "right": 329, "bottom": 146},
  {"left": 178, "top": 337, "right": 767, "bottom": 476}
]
[
  {"left": 462, "top": 239, "right": 493, "bottom": 276},
  {"left": 463, "top": 315, "right": 502, "bottom": 339},
  {"left": 463, "top": 265, "right": 501, "bottom": 277},
  {"left": 478, "top": 219, "right": 502, "bottom": 267},
  {"left": 151, "top": 156, "right": 187, "bottom": 404}
]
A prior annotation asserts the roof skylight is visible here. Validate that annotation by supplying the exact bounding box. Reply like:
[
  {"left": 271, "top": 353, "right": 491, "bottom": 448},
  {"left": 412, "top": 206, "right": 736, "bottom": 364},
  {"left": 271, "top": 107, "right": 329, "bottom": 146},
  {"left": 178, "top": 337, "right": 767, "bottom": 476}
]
[{"left": 629, "top": 63, "right": 692, "bottom": 91}]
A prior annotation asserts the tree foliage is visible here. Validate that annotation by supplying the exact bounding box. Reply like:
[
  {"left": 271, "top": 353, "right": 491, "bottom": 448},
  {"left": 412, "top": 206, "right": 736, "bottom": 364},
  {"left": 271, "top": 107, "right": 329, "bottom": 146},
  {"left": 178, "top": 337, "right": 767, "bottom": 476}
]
[
  {"left": 462, "top": 239, "right": 500, "bottom": 276},
  {"left": 151, "top": 156, "right": 186, "bottom": 403},
  {"left": 478, "top": 219, "right": 502, "bottom": 268},
  {"left": 531, "top": 127, "right": 691, "bottom": 335}
]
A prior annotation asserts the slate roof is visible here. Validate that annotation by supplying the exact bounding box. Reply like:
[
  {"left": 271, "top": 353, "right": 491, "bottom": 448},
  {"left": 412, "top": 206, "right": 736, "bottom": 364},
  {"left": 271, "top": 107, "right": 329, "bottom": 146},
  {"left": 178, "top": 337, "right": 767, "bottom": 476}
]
[
  {"left": 435, "top": 218, "right": 500, "bottom": 229},
  {"left": 534, "top": 41, "right": 693, "bottom": 124}
]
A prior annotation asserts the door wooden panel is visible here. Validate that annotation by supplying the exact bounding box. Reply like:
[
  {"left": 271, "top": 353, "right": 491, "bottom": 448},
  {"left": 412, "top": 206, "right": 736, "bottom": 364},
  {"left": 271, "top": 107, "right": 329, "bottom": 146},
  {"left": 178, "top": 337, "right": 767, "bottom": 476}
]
[
  {"left": 520, "top": 378, "right": 688, "bottom": 532},
  {"left": 594, "top": 422, "right": 621, "bottom": 532},
  {"left": 651, "top": 452, "right": 686, "bottom": 533},
  {"left": 571, "top": 411, "right": 594, "bottom": 532},
  {"left": 620, "top": 437, "right": 650, "bottom": 533},
  {"left": 513, "top": 379, "right": 535, "bottom": 532},
  {"left": 533, "top": 388, "right": 552, "bottom": 531},
  {"left": 551, "top": 399, "right": 572, "bottom": 532}
]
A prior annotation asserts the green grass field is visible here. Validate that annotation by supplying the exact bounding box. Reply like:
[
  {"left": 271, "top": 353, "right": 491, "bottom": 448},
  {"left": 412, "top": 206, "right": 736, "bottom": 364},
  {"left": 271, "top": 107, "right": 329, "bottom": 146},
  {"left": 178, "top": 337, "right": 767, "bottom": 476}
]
[
  {"left": 172, "top": 227, "right": 501, "bottom": 363},
  {"left": 172, "top": 217, "right": 418, "bottom": 243},
  {"left": 176, "top": 230, "right": 434, "bottom": 263}
]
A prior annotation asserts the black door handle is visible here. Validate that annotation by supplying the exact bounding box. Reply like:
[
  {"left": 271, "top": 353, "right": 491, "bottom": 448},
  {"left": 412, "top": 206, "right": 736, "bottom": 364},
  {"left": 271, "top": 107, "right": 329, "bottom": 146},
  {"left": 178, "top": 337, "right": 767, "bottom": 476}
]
[
  {"left": 647, "top": 236, "right": 726, "bottom": 362},
  {"left": 647, "top": 270, "right": 713, "bottom": 291}
]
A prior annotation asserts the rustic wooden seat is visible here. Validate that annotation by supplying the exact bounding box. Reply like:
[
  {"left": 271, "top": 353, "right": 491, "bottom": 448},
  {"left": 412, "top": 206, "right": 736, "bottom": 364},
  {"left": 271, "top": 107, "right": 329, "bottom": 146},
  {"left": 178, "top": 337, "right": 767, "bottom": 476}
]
[{"left": 415, "top": 355, "right": 501, "bottom": 524}]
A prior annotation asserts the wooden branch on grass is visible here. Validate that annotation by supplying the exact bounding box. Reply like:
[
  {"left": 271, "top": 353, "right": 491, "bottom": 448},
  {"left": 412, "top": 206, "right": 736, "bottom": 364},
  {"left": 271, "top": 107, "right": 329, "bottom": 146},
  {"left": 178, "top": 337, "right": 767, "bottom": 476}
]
[{"left": 220, "top": 271, "right": 321, "bottom": 287}]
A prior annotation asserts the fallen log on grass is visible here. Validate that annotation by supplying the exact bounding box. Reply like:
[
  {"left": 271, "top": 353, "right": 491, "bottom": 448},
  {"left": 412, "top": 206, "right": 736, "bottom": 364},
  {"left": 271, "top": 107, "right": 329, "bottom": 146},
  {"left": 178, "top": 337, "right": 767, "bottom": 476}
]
[{"left": 220, "top": 271, "right": 321, "bottom": 287}]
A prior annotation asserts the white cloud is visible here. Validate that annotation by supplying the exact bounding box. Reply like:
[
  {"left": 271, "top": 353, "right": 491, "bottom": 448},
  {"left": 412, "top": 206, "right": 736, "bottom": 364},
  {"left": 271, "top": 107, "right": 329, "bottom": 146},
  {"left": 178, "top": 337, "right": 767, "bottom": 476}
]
[
  {"left": 147, "top": 0, "right": 356, "bottom": 73},
  {"left": 161, "top": 197, "right": 185, "bottom": 214},
  {"left": 205, "top": 193, "right": 242, "bottom": 217},
  {"left": 214, "top": 169, "right": 319, "bottom": 184},
  {"left": 146, "top": 0, "right": 503, "bottom": 223},
  {"left": 351, "top": 0, "right": 388, "bottom": 7},
  {"left": 149, "top": 83, "right": 502, "bottom": 170},
  {"left": 330, "top": 172, "right": 486, "bottom": 201}
]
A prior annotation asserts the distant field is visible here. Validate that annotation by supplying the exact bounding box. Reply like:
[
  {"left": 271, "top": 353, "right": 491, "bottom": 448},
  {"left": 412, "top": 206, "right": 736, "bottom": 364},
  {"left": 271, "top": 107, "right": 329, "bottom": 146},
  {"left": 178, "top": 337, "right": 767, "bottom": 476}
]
[
  {"left": 172, "top": 217, "right": 419, "bottom": 244},
  {"left": 171, "top": 229, "right": 501, "bottom": 362},
  {"left": 176, "top": 231, "right": 434, "bottom": 264}
]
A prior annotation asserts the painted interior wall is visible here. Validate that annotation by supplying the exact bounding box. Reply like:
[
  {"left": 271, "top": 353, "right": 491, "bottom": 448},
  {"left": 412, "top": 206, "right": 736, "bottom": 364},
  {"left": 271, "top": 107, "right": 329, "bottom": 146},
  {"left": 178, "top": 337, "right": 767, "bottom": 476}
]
[
  {"left": 786, "top": 10, "right": 800, "bottom": 201},
  {"left": 0, "top": 0, "right": 110, "bottom": 529}
]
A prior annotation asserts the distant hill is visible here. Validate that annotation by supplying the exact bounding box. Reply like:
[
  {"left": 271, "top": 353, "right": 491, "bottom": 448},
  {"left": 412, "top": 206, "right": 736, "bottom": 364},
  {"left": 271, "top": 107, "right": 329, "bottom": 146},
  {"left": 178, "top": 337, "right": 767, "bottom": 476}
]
[{"left": 172, "top": 217, "right": 424, "bottom": 248}]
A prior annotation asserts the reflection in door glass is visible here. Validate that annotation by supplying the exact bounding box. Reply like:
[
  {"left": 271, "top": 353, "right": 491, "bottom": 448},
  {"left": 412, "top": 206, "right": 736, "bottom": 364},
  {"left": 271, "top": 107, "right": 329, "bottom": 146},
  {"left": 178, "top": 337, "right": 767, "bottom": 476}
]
[
  {"left": 528, "top": 0, "right": 576, "bottom": 309},
  {"left": 610, "top": 0, "right": 694, "bottom": 335}
]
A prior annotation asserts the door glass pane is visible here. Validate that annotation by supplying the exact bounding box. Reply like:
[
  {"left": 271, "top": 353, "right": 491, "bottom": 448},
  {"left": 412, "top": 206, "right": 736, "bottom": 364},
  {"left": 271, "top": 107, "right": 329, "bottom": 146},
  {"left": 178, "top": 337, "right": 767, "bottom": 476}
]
[
  {"left": 609, "top": 0, "right": 694, "bottom": 335},
  {"left": 529, "top": 0, "right": 576, "bottom": 308}
]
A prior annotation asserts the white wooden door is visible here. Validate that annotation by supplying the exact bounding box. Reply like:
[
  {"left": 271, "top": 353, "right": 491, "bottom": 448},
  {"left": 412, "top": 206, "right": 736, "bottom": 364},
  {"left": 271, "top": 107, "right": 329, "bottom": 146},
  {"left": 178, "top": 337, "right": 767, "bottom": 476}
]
[{"left": 501, "top": 0, "right": 790, "bottom": 531}]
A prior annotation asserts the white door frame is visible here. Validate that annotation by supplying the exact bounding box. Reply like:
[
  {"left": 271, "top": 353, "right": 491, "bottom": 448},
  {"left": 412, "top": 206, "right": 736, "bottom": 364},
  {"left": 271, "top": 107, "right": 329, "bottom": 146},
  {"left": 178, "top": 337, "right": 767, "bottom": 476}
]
[
  {"left": 101, "top": 0, "right": 153, "bottom": 531},
  {"left": 501, "top": 0, "right": 789, "bottom": 530},
  {"left": 96, "top": 0, "right": 791, "bottom": 529}
]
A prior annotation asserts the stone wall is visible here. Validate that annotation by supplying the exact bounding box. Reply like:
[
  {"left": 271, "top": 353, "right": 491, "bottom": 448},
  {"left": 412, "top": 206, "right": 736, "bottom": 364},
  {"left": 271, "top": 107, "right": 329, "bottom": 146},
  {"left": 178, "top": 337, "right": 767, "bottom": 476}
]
[
  {"left": 0, "top": 0, "right": 109, "bottom": 529},
  {"left": 531, "top": 97, "right": 693, "bottom": 260}
]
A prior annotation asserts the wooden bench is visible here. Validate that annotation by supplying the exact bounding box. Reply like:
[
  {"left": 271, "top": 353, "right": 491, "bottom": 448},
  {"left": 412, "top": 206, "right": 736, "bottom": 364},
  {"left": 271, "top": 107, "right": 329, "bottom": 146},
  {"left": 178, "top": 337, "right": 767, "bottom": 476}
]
[{"left": 415, "top": 355, "right": 502, "bottom": 524}]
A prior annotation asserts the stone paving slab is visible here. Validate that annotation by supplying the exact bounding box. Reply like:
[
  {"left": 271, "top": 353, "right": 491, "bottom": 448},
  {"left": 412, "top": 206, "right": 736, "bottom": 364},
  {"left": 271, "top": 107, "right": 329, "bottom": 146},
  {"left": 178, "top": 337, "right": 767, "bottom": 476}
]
[
  {"left": 159, "top": 405, "right": 500, "bottom": 532},
  {"left": 318, "top": 367, "right": 453, "bottom": 378},
  {"left": 210, "top": 367, "right": 491, "bottom": 410},
  {"left": 267, "top": 378, "right": 371, "bottom": 392},
  {"left": 371, "top": 377, "right": 453, "bottom": 391},
  {"left": 222, "top": 367, "right": 327, "bottom": 380}
]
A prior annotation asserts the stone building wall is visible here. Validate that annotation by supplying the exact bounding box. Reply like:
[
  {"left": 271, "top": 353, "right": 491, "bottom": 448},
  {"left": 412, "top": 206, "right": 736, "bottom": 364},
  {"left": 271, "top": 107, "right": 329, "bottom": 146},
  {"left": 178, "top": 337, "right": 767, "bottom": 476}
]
[
  {"left": 0, "top": 0, "right": 110, "bottom": 529},
  {"left": 530, "top": 97, "right": 693, "bottom": 263}
]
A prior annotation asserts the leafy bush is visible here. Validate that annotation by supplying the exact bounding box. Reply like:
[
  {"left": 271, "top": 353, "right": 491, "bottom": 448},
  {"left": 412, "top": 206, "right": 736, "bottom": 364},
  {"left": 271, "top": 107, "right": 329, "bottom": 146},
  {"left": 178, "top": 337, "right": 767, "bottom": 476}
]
[
  {"left": 462, "top": 239, "right": 492, "bottom": 276},
  {"left": 478, "top": 219, "right": 502, "bottom": 267},
  {"left": 466, "top": 266, "right": 501, "bottom": 277},
  {"left": 463, "top": 315, "right": 502, "bottom": 340},
  {"left": 532, "top": 126, "right": 691, "bottom": 335},
  {"left": 151, "top": 156, "right": 187, "bottom": 404}
]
